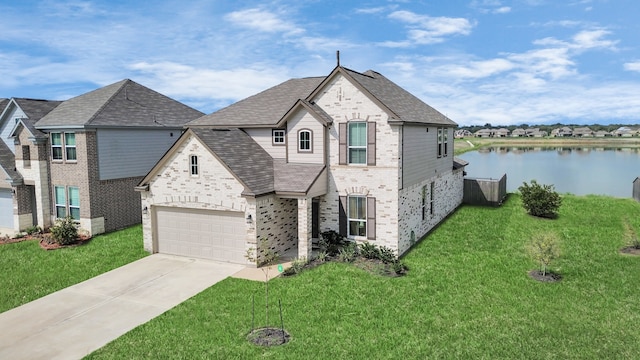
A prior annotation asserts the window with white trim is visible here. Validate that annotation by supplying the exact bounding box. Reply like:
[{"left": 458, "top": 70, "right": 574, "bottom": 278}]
[
  {"left": 443, "top": 128, "right": 448, "bottom": 157},
  {"left": 54, "top": 186, "right": 80, "bottom": 220},
  {"left": 348, "top": 196, "right": 366, "bottom": 237},
  {"left": 190, "top": 155, "right": 198, "bottom": 176},
  {"left": 348, "top": 122, "right": 367, "bottom": 164},
  {"left": 430, "top": 181, "right": 435, "bottom": 215},
  {"left": 421, "top": 185, "right": 427, "bottom": 221},
  {"left": 272, "top": 129, "right": 285, "bottom": 145},
  {"left": 65, "top": 133, "right": 77, "bottom": 161},
  {"left": 437, "top": 128, "right": 443, "bottom": 158},
  {"left": 51, "top": 132, "right": 77, "bottom": 161},
  {"left": 298, "top": 129, "right": 312, "bottom": 152},
  {"left": 68, "top": 187, "right": 80, "bottom": 220}
]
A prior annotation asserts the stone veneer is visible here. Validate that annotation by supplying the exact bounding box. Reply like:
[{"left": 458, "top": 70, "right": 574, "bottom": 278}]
[{"left": 255, "top": 195, "right": 298, "bottom": 262}]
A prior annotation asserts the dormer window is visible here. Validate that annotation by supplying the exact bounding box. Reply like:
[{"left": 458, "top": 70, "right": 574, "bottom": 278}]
[
  {"left": 298, "top": 129, "right": 312, "bottom": 152},
  {"left": 272, "top": 129, "right": 285, "bottom": 145}
]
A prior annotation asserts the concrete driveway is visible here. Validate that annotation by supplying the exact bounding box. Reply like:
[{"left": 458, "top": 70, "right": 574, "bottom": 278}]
[{"left": 0, "top": 254, "right": 245, "bottom": 360}]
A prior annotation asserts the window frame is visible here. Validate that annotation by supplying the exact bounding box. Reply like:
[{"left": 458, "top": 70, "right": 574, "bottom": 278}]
[
  {"left": 64, "top": 132, "right": 77, "bottom": 161},
  {"left": 54, "top": 186, "right": 67, "bottom": 218},
  {"left": 22, "top": 145, "right": 31, "bottom": 168},
  {"left": 190, "top": 155, "right": 199, "bottom": 176},
  {"left": 51, "top": 132, "right": 63, "bottom": 161},
  {"left": 298, "top": 129, "right": 312, "bottom": 153},
  {"left": 347, "top": 195, "right": 367, "bottom": 237},
  {"left": 437, "top": 128, "right": 443, "bottom": 158},
  {"left": 68, "top": 186, "right": 80, "bottom": 220},
  {"left": 421, "top": 185, "right": 427, "bottom": 221},
  {"left": 429, "top": 181, "right": 435, "bottom": 216},
  {"left": 348, "top": 122, "right": 367, "bottom": 164},
  {"left": 272, "top": 129, "right": 286, "bottom": 146},
  {"left": 443, "top": 128, "right": 449, "bottom": 157}
]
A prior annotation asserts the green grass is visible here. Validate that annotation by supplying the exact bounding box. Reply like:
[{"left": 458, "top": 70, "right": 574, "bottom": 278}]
[
  {"left": 87, "top": 195, "right": 640, "bottom": 359},
  {"left": 0, "top": 225, "right": 148, "bottom": 313}
]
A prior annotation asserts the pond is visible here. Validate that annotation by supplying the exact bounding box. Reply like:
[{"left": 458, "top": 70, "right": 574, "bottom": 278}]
[{"left": 459, "top": 147, "right": 640, "bottom": 198}]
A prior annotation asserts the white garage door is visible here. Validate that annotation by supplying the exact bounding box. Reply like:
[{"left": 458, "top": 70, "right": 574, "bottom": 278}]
[
  {"left": 155, "top": 207, "right": 246, "bottom": 263},
  {"left": 0, "top": 189, "right": 14, "bottom": 229}
]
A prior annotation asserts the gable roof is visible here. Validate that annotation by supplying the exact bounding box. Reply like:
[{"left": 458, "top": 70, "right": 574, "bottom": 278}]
[
  {"left": 188, "top": 66, "right": 456, "bottom": 128},
  {"left": 192, "top": 128, "right": 275, "bottom": 196},
  {"left": 36, "top": 79, "right": 204, "bottom": 130},
  {"left": 188, "top": 77, "right": 325, "bottom": 128}
]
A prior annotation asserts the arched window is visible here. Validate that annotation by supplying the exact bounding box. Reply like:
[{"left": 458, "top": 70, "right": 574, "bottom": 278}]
[{"left": 298, "top": 129, "right": 312, "bottom": 152}]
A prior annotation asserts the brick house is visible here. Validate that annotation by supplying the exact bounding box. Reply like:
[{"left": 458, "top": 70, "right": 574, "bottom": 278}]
[
  {"left": 136, "top": 66, "right": 466, "bottom": 265},
  {"left": 0, "top": 80, "right": 203, "bottom": 236}
]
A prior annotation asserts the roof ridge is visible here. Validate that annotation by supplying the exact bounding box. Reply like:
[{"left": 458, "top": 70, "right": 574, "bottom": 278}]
[{"left": 84, "top": 79, "right": 131, "bottom": 126}]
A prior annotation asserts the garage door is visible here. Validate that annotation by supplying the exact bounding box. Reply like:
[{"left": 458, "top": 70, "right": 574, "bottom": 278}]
[
  {"left": 0, "top": 189, "right": 14, "bottom": 229},
  {"left": 155, "top": 207, "right": 246, "bottom": 263}
]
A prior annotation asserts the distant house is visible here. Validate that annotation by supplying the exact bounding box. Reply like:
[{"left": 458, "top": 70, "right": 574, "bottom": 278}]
[
  {"left": 594, "top": 130, "right": 612, "bottom": 137},
  {"left": 474, "top": 129, "right": 493, "bottom": 138},
  {"left": 0, "top": 81, "right": 203, "bottom": 237},
  {"left": 511, "top": 128, "right": 526, "bottom": 137},
  {"left": 551, "top": 127, "right": 572, "bottom": 137},
  {"left": 495, "top": 128, "right": 510, "bottom": 137},
  {"left": 526, "top": 128, "right": 547, "bottom": 137},
  {"left": 613, "top": 127, "right": 636, "bottom": 137},
  {"left": 454, "top": 129, "right": 472, "bottom": 138},
  {"left": 573, "top": 127, "right": 594, "bottom": 137}
]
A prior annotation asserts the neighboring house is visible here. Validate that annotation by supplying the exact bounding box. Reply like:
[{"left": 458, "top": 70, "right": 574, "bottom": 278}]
[
  {"left": 613, "top": 127, "right": 638, "bottom": 137},
  {"left": 2, "top": 80, "right": 203, "bottom": 237},
  {"left": 0, "top": 98, "right": 63, "bottom": 236},
  {"left": 594, "top": 130, "right": 612, "bottom": 137},
  {"left": 573, "top": 127, "right": 594, "bottom": 137},
  {"left": 136, "top": 66, "right": 466, "bottom": 265},
  {"left": 526, "top": 128, "right": 547, "bottom": 137},
  {"left": 511, "top": 128, "right": 526, "bottom": 137}
]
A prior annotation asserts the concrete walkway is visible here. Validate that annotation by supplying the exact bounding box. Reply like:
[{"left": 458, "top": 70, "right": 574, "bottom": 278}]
[{"left": 0, "top": 254, "right": 245, "bottom": 360}]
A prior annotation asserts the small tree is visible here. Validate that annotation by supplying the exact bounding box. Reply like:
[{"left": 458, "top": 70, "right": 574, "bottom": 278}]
[
  {"left": 245, "top": 238, "right": 279, "bottom": 328},
  {"left": 526, "top": 232, "right": 561, "bottom": 276},
  {"left": 50, "top": 216, "right": 78, "bottom": 245},
  {"left": 518, "top": 180, "right": 562, "bottom": 218}
]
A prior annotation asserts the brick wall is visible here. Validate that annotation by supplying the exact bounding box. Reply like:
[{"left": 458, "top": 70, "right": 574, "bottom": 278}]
[{"left": 256, "top": 195, "right": 297, "bottom": 260}]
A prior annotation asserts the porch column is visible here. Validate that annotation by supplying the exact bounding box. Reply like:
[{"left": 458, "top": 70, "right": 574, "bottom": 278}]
[{"left": 297, "top": 197, "right": 313, "bottom": 259}]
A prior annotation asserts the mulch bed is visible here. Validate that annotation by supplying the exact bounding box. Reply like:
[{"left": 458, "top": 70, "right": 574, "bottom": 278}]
[
  {"left": 528, "top": 270, "right": 562, "bottom": 283},
  {"left": 0, "top": 233, "right": 91, "bottom": 250},
  {"left": 620, "top": 246, "right": 640, "bottom": 256},
  {"left": 247, "top": 327, "right": 290, "bottom": 347}
]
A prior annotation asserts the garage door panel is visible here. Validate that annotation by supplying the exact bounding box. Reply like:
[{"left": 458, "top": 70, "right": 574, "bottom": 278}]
[{"left": 155, "top": 207, "right": 246, "bottom": 264}]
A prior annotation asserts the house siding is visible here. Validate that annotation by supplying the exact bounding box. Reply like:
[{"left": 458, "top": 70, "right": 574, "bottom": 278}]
[
  {"left": 0, "top": 104, "right": 25, "bottom": 152},
  {"left": 139, "top": 134, "right": 254, "bottom": 262},
  {"left": 245, "top": 128, "right": 286, "bottom": 159},
  {"left": 287, "top": 110, "right": 325, "bottom": 164},
  {"left": 97, "top": 128, "right": 182, "bottom": 180},
  {"left": 397, "top": 169, "right": 464, "bottom": 255},
  {"left": 313, "top": 73, "right": 401, "bottom": 252},
  {"left": 402, "top": 125, "right": 452, "bottom": 188}
]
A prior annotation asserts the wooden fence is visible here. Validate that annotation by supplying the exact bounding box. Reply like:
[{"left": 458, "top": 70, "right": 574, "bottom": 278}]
[
  {"left": 463, "top": 174, "right": 507, "bottom": 206},
  {"left": 634, "top": 177, "right": 640, "bottom": 202}
]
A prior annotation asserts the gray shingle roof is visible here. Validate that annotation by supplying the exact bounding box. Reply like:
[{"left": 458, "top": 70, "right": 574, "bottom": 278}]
[
  {"left": 8, "top": 98, "right": 62, "bottom": 139},
  {"left": 0, "top": 140, "right": 22, "bottom": 185},
  {"left": 191, "top": 128, "right": 274, "bottom": 196},
  {"left": 188, "top": 77, "right": 325, "bottom": 127},
  {"left": 274, "top": 160, "right": 325, "bottom": 194},
  {"left": 36, "top": 79, "right": 204, "bottom": 129},
  {"left": 340, "top": 68, "right": 456, "bottom": 126}
]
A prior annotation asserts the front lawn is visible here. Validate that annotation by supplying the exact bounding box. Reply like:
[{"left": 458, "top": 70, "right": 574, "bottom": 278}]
[
  {"left": 88, "top": 195, "right": 640, "bottom": 359},
  {"left": 0, "top": 225, "right": 148, "bottom": 313}
]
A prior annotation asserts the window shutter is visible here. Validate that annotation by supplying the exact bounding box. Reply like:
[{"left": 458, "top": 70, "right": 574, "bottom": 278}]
[
  {"left": 367, "top": 122, "right": 376, "bottom": 166},
  {"left": 367, "top": 197, "right": 376, "bottom": 240},
  {"left": 339, "top": 196, "right": 347, "bottom": 236},
  {"left": 339, "top": 123, "right": 347, "bottom": 165}
]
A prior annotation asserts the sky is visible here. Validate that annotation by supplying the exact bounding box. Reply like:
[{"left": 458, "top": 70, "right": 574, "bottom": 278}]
[{"left": 1, "top": 0, "right": 640, "bottom": 127}]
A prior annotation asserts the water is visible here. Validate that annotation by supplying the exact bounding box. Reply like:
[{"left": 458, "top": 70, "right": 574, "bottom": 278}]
[{"left": 459, "top": 147, "right": 640, "bottom": 198}]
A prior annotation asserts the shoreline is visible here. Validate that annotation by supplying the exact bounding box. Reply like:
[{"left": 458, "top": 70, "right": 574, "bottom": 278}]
[{"left": 454, "top": 136, "right": 640, "bottom": 155}]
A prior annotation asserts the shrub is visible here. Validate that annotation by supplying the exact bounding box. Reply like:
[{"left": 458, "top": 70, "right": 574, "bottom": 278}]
[
  {"left": 526, "top": 232, "right": 561, "bottom": 276},
  {"left": 518, "top": 180, "right": 562, "bottom": 218},
  {"left": 315, "top": 250, "right": 328, "bottom": 263},
  {"left": 392, "top": 261, "right": 409, "bottom": 275},
  {"left": 25, "top": 225, "right": 42, "bottom": 236},
  {"left": 283, "top": 257, "right": 308, "bottom": 276},
  {"left": 359, "top": 242, "right": 379, "bottom": 259},
  {"left": 337, "top": 242, "right": 357, "bottom": 263},
  {"left": 378, "top": 246, "right": 397, "bottom": 264},
  {"left": 320, "top": 230, "right": 347, "bottom": 255},
  {"left": 50, "top": 216, "right": 78, "bottom": 245}
]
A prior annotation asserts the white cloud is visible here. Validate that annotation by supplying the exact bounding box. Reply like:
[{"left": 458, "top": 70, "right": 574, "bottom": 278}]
[
  {"left": 440, "top": 59, "right": 515, "bottom": 79},
  {"left": 624, "top": 62, "right": 640, "bottom": 72},
  {"left": 494, "top": 6, "right": 511, "bottom": 14},
  {"left": 385, "top": 10, "right": 473, "bottom": 45},
  {"left": 224, "top": 8, "right": 304, "bottom": 35}
]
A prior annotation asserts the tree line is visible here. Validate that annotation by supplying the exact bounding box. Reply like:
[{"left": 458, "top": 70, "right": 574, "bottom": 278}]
[{"left": 458, "top": 123, "right": 640, "bottom": 133}]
